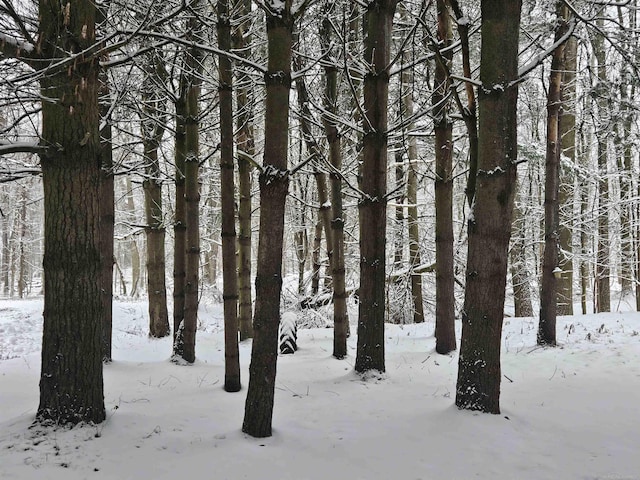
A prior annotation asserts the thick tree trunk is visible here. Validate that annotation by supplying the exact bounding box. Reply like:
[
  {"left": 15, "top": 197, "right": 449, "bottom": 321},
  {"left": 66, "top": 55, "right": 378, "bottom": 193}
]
[
  {"left": 37, "top": 0, "right": 105, "bottom": 424},
  {"left": 355, "top": 0, "right": 399, "bottom": 374},
  {"left": 433, "top": 0, "right": 455, "bottom": 352},
  {"left": 455, "top": 0, "right": 521, "bottom": 414},
  {"left": 242, "top": 1, "right": 293, "bottom": 438},
  {"left": 539, "top": 3, "right": 569, "bottom": 346},
  {"left": 219, "top": 0, "right": 241, "bottom": 392},
  {"left": 233, "top": 0, "right": 255, "bottom": 341}
]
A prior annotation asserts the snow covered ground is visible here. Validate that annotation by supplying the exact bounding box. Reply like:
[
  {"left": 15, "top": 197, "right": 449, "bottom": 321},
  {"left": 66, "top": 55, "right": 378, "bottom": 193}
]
[{"left": 1, "top": 296, "right": 639, "bottom": 480}]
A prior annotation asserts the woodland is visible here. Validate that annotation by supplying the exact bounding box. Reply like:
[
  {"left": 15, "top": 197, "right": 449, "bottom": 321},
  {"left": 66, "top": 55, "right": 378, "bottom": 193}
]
[{"left": 0, "top": 0, "right": 639, "bottom": 443}]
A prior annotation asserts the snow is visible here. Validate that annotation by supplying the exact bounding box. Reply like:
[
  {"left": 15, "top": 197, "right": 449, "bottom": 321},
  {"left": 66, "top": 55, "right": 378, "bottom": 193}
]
[{"left": 1, "top": 296, "right": 640, "bottom": 479}]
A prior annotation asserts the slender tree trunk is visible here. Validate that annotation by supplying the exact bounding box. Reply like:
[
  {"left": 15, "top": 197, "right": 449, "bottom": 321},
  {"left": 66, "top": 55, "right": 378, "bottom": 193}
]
[
  {"left": 179, "top": 5, "right": 204, "bottom": 364},
  {"left": 242, "top": 0, "right": 293, "bottom": 438},
  {"left": 125, "top": 176, "right": 141, "bottom": 298},
  {"left": 354, "top": 0, "right": 399, "bottom": 374},
  {"left": 173, "top": 87, "right": 187, "bottom": 346},
  {"left": 17, "top": 187, "right": 27, "bottom": 298},
  {"left": 539, "top": 2, "right": 569, "bottom": 346},
  {"left": 433, "top": 0, "right": 455, "bottom": 352},
  {"left": 557, "top": 35, "right": 577, "bottom": 316},
  {"left": 320, "top": 5, "right": 348, "bottom": 358},
  {"left": 37, "top": 0, "right": 105, "bottom": 424},
  {"left": 311, "top": 219, "right": 322, "bottom": 295},
  {"left": 141, "top": 49, "right": 170, "bottom": 339},
  {"left": 455, "top": 0, "right": 521, "bottom": 414},
  {"left": 510, "top": 191, "right": 534, "bottom": 317},
  {"left": 592, "top": 19, "right": 611, "bottom": 313},
  {"left": 233, "top": 0, "right": 255, "bottom": 340},
  {"left": 2, "top": 205, "right": 9, "bottom": 295},
  {"left": 99, "top": 70, "right": 115, "bottom": 362},
  {"left": 219, "top": 0, "right": 241, "bottom": 391}
]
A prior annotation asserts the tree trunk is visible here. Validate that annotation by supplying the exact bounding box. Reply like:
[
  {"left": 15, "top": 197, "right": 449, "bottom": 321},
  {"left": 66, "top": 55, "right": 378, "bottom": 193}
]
[
  {"left": 37, "top": 0, "right": 105, "bottom": 424},
  {"left": 173, "top": 86, "right": 187, "bottom": 346},
  {"left": 320, "top": 5, "right": 348, "bottom": 359},
  {"left": 591, "top": 19, "right": 611, "bottom": 313},
  {"left": 233, "top": 0, "right": 255, "bottom": 341},
  {"left": 538, "top": 2, "right": 569, "bottom": 346},
  {"left": 99, "top": 69, "right": 115, "bottom": 362},
  {"left": 242, "top": 0, "right": 293, "bottom": 438},
  {"left": 17, "top": 187, "right": 27, "bottom": 298},
  {"left": 510, "top": 192, "right": 534, "bottom": 318},
  {"left": 125, "top": 176, "right": 141, "bottom": 298},
  {"left": 455, "top": 0, "right": 521, "bottom": 414},
  {"left": 557, "top": 34, "right": 577, "bottom": 316},
  {"left": 355, "top": 0, "right": 399, "bottom": 374},
  {"left": 219, "top": 0, "right": 241, "bottom": 392},
  {"left": 433, "top": 0, "right": 455, "bottom": 352},
  {"left": 179, "top": 6, "right": 204, "bottom": 364},
  {"left": 141, "top": 49, "right": 170, "bottom": 339},
  {"left": 311, "top": 219, "right": 323, "bottom": 295}
]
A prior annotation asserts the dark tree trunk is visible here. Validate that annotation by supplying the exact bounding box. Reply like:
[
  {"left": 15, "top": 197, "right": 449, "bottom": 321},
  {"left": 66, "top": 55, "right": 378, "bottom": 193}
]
[
  {"left": 539, "top": 2, "right": 569, "bottom": 346},
  {"left": 99, "top": 71, "right": 115, "bottom": 363},
  {"left": 173, "top": 89, "right": 187, "bottom": 346},
  {"left": 455, "top": 0, "right": 521, "bottom": 414},
  {"left": 434, "top": 0, "right": 456, "bottom": 353},
  {"left": 233, "top": 0, "right": 255, "bottom": 341},
  {"left": 141, "top": 49, "right": 170, "bottom": 339},
  {"left": 355, "top": 0, "right": 399, "bottom": 374},
  {"left": 320, "top": 5, "right": 348, "bottom": 359},
  {"left": 219, "top": 0, "right": 241, "bottom": 392},
  {"left": 37, "top": 0, "right": 105, "bottom": 424},
  {"left": 242, "top": 0, "right": 293, "bottom": 438}
]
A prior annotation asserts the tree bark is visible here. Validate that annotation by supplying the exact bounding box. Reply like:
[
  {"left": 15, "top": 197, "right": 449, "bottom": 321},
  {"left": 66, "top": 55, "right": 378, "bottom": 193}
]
[
  {"left": 141, "top": 49, "right": 170, "bottom": 339},
  {"left": 242, "top": 0, "right": 293, "bottom": 438},
  {"left": 557, "top": 35, "right": 577, "bottom": 316},
  {"left": 99, "top": 69, "right": 115, "bottom": 362},
  {"left": 433, "top": 0, "right": 455, "bottom": 353},
  {"left": 173, "top": 83, "right": 187, "bottom": 346},
  {"left": 455, "top": 0, "right": 521, "bottom": 414},
  {"left": 538, "top": 2, "right": 569, "bottom": 346},
  {"left": 233, "top": 0, "right": 255, "bottom": 340},
  {"left": 37, "top": 0, "right": 105, "bottom": 424},
  {"left": 320, "top": 5, "right": 348, "bottom": 359},
  {"left": 219, "top": 0, "right": 241, "bottom": 392},
  {"left": 355, "top": 0, "right": 399, "bottom": 374},
  {"left": 591, "top": 18, "right": 611, "bottom": 313}
]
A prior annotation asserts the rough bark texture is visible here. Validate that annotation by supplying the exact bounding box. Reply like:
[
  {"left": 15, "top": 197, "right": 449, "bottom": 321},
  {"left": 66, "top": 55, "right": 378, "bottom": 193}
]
[
  {"left": 37, "top": 0, "right": 106, "bottom": 424},
  {"left": 219, "top": 0, "right": 241, "bottom": 392},
  {"left": 538, "top": 3, "right": 569, "bottom": 346},
  {"left": 433, "top": 0, "right": 455, "bottom": 353},
  {"left": 141, "top": 49, "right": 170, "bottom": 339},
  {"left": 173, "top": 88, "right": 187, "bottom": 345},
  {"left": 455, "top": 0, "right": 521, "bottom": 414},
  {"left": 557, "top": 35, "right": 576, "bottom": 316},
  {"left": 99, "top": 72, "right": 115, "bottom": 363},
  {"left": 242, "top": 1, "right": 293, "bottom": 438},
  {"left": 320, "top": 7, "right": 348, "bottom": 359},
  {"left": 592, "top": 19, "right": 611, "bottom": 313},
  {"left": 233, "top": 0, "right": 255, "bottom": 340},
  {"left": 355, "top": 0, "right": 398, "bottom": 374}
]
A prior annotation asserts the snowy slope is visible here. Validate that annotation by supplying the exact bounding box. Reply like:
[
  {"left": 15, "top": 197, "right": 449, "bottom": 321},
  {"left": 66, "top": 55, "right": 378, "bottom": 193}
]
[{"left": 1, "top": 297, "right": 639, "bottom": 480}]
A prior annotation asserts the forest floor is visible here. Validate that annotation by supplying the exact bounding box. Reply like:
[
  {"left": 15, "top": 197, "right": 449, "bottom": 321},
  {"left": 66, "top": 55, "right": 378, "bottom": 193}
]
[{"left": 1, "top": 295, "right": 639, "bottom": 479}]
